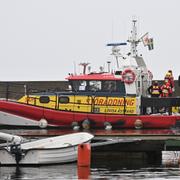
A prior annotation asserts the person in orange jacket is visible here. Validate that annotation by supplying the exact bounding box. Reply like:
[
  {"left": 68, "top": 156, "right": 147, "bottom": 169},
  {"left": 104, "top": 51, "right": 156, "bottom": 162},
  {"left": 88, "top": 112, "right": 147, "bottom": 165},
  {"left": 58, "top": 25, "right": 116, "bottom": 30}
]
[
  {"left": 164, "top": 70, "right": 175, "bottom": 92},
  {"left": 161, "top": 79, "right": 172, "bottom": 97}
]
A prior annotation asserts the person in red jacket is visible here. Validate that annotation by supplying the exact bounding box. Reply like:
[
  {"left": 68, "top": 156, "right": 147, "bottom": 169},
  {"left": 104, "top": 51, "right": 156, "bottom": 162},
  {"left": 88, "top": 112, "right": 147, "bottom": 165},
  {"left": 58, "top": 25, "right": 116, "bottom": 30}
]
[
  {"left": 161, "top": 80, "right": 172, "bottom": 97},
  {"left": 164, "top": 70, "right": 175, "bottom": 93}
]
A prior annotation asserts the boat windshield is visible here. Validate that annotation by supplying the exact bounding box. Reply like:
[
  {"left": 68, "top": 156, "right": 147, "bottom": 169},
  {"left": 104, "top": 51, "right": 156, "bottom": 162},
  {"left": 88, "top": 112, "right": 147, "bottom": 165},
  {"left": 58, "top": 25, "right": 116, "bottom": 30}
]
[{"left": 70, "top": 80, "right": 125, "bottom": 94}]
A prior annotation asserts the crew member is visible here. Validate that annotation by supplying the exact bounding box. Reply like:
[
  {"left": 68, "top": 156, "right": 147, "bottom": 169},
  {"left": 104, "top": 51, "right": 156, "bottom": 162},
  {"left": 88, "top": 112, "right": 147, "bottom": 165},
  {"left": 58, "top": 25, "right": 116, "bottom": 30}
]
[
  {"left": 164, "top": 70, "right": 175, "bottom": 93},
  {"left": 147, "top": 81, "right": 161, "bottom": 114},
  {"left": 161, "top": 80, "right": 172, "bottom": 97},
  {"left": 148, "top": 81, "right": 161, "bottom": 97}
]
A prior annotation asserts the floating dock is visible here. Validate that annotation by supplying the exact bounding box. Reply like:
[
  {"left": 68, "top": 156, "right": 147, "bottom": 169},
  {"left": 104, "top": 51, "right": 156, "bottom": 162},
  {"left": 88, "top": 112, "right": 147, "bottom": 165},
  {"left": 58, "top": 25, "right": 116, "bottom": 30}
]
[
  {"left": 1, "top": 128, "right": 180, "bottom": 151},
  {"left": 1, "top": 128, "right": 180, "bottom": 166}
]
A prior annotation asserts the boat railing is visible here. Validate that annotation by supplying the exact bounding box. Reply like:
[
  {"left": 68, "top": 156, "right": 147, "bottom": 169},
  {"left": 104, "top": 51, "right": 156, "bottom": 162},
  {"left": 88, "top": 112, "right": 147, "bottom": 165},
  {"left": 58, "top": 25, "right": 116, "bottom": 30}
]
[
  {"left": 0, "top": 83, "right": 58, "bottom": 105},
  {"left": 0, "top": 82, "right": 28, "bottom": 101},
  {"left": 141, "top": 97, "right": 180, "bottom": 115}
]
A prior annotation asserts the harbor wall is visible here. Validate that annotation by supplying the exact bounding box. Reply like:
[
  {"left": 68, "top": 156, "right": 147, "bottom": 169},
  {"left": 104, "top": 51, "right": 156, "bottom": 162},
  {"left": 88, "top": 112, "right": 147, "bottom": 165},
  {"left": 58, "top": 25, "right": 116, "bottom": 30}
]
[{"left": 0, "top": 80, "right": 179, "bottom": 99}]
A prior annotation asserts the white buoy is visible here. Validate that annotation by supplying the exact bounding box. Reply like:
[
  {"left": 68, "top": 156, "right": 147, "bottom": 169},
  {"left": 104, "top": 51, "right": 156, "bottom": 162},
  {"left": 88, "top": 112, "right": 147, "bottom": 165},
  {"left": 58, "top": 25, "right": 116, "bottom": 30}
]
[
  {"left": 72, "top": 122, "right": 80, "bottom": 131},
  {"left": 104, "top": 122, "right": 112, "bottom": 130},
  {"left": 82, "top": 120, "right": 90, "bottom": 130},
  {"left": 39, "top": 118, "right": 48, "bottom": 128},
  {"left": 134, "top": 119, "right": 143, "bottom": 129}
]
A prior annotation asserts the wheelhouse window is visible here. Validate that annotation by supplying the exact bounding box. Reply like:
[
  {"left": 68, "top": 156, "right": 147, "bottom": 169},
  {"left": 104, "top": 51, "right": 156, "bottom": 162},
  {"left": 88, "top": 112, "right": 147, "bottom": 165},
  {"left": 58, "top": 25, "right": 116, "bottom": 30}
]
[
  {"left": 70, "top": 80, "right": 125, "bottom": 94},
  {"left": 89, "top": 81, "right": 101, "bottom": 91},
  {"left": 102, "top": 80, "right": 125, "bottom": 94},
  {"left": 71, "top": 80, "right": 87, "bottom": 92},
  {"left": 79, "top": 81, "right": 87, "bottom": 91},
  {"left": 102, "top": 81, "right": 116, "bottom": 92}
]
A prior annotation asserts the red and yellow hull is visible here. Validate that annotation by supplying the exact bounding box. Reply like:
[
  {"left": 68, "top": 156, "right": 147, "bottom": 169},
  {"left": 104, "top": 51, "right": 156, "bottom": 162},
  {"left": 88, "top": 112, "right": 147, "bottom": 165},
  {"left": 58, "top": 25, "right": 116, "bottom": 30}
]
[{"left": 0, "top": 100, "right": 179, "bottom": 129}]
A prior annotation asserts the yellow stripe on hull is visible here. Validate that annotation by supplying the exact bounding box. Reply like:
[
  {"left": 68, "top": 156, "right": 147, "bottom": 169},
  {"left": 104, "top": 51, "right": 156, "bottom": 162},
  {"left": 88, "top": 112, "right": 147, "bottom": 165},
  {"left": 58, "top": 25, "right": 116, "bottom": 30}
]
[{"left": 18, "top": 95, "right": 137, "bottom": 115}]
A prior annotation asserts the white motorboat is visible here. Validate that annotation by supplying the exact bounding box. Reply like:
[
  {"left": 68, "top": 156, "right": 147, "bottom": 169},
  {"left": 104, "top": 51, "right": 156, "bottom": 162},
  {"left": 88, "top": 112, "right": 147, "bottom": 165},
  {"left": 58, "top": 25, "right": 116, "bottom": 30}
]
[
  {"left": 162, "top": 151, "right": 180, "bottom": 166},
  {"left": 0, "top": 132, "right": 94, "bottom": 165}
]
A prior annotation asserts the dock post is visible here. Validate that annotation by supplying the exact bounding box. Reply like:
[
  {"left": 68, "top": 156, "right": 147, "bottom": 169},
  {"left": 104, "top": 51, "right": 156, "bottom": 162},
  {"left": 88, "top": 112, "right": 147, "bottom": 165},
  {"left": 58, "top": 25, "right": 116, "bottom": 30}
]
[
  {"left": 78, "top": 143, "right": 91, "bottom": 167},
  {"left": 77, "top": 143, "right": 91, "bottom": 179}
]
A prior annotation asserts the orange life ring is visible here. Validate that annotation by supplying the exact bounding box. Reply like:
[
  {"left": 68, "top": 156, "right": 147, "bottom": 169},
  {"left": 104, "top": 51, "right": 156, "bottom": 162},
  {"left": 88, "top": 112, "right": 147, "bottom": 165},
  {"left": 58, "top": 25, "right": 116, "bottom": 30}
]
[{"left": 122, "top": 69, "right": 136, "bottom": 84}]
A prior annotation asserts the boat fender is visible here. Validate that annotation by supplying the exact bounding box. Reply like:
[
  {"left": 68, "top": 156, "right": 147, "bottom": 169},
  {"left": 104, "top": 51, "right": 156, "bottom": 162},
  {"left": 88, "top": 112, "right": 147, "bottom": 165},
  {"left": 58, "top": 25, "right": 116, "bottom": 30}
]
[
  {"left": 39, "top": 118, "right": 48, "bottom": 128},
  {"left": 82, "top": 120, "right": 90, "bottom": 130},
  {"left": 122, "top": 69, "right": 136, "bottom": 84},
  {"left": 71, "top": 122, "right": 80, "bottom": 131},
  {"left": 104, "top": 122, "right": 112, "bottom": 130},
  {"left": 134, "top": 119, "right": 143, "bottom": 129}
]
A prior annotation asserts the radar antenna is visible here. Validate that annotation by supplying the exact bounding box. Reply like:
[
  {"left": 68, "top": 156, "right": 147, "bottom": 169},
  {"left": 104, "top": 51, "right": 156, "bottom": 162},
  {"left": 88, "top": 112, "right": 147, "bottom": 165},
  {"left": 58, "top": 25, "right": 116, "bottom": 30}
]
[{"left": 107, "top": 43, "right": 127, "bottom": 69}]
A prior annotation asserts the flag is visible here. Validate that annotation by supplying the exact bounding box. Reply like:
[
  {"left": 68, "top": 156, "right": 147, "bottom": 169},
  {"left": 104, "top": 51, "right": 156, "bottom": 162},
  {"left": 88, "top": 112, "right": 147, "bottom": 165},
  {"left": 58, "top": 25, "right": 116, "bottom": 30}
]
[
  {"left": 148, "top": 38, "right": 154, "bottom": 50},
  {"left": 141, "top": 33, "right": 149, "bottom": 46}
]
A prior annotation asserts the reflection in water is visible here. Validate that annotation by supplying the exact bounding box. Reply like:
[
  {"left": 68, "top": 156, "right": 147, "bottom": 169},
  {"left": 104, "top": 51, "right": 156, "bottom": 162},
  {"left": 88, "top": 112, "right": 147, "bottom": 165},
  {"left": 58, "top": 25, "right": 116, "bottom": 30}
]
[
  {"left": 1, "top": 158, "right": 180, "bottom": 179},
  {"left": 0, "top": 164, "right": 77, "bottom": 180},
  {"left": 0, "top": 167, "right": 24, "bottom": 180},
  {"left": 91, "top": 167, "right": 180, "bottom": 179}
]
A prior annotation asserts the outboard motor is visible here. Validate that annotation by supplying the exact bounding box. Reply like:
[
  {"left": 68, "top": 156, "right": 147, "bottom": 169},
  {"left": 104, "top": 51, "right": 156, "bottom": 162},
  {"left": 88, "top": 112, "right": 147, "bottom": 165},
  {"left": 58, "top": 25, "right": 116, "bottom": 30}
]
[
  {"left": 10, "top": 144, "right": 23, "bottom": 165},
  {"left": 0, "top": 132, "right": 24, "bottom": 165}
]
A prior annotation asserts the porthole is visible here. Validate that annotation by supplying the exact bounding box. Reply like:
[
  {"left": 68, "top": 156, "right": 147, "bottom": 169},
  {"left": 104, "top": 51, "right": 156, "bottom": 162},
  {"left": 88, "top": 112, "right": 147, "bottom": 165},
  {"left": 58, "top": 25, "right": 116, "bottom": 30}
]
[
  {"left": 39, "top": 96, "right": 50, "bottom": 103},
  {"left": 59, "top": 96, "right": 69, "bottom": 104}
]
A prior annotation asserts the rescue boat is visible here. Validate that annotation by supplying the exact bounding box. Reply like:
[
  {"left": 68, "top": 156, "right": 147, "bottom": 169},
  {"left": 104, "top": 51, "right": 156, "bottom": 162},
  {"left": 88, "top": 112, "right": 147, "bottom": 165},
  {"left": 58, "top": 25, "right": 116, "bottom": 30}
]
[{"left": 0, "top": 19, "right": 180, "bottom": 129}]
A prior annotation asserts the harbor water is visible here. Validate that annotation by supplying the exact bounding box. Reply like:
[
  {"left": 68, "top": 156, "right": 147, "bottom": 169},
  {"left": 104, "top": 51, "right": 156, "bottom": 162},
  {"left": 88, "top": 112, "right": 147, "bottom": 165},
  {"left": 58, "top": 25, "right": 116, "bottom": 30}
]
[
  {"left": 1, "top": 162, "right": 180, "bottom": 179},
  {"left": 1, "top": 129, "right": 180, "bottom": 179}
]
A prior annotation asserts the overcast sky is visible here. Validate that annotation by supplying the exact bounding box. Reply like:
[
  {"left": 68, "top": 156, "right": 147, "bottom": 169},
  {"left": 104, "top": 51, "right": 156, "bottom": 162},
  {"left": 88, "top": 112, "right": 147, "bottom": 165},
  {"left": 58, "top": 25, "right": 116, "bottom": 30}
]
[{"left": 0, "top": 0, "right": 179, "bottom": 81}]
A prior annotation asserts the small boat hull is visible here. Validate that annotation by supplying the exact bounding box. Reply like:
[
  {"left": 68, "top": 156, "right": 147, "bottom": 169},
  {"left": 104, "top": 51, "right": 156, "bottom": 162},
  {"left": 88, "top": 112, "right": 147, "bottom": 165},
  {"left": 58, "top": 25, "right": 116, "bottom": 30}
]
[
  {"left": 0, "top": 132, "right": 94, "bottom": 165},
  {"left": 0, "top": 146, "right": 78, "bottom": 165},
  {"left": 162, "top": 151, "right": 180, "bottom": 166}
]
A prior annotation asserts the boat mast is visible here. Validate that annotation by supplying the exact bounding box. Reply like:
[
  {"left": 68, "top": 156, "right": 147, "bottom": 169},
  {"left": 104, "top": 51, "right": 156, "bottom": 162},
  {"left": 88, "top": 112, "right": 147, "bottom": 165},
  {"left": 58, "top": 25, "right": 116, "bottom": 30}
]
[{"left": 128, "top": 19, "right": 139, "bottom": 57}]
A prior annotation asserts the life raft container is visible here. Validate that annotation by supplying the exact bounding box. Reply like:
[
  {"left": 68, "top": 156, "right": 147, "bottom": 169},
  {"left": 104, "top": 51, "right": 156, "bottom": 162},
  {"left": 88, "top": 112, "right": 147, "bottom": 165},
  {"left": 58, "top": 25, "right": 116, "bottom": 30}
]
[{"left": 122, "top": 69, "right": 136, "bottom": 84}]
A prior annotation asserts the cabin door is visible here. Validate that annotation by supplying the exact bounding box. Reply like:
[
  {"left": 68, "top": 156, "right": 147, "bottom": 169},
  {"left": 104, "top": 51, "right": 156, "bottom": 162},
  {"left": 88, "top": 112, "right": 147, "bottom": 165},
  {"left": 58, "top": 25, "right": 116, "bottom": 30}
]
[{"left": 73, "top": 95, "right": 91, "bottom": 127}]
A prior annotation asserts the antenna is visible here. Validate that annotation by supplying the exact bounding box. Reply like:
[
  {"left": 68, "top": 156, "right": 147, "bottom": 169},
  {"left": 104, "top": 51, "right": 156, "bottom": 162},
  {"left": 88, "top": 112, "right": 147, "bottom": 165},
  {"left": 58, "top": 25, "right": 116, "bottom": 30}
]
[
  {"left": 79, "top": 63, "right": 90, "bottom": 74},
  {"left": 111, "top": 18, "right": 114, "bottom": 41},
  {"left": 107, "top": 61, "right": 111, "bottom": 73},
  {"left": 127, "top": 18, "right": 140, "bottom": 56},
  {"left": 88, "top": 66, "right": 91, "bottom": 74},
  {"left": 73, "top": 61, "right": 77, "bottom": 75}
]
